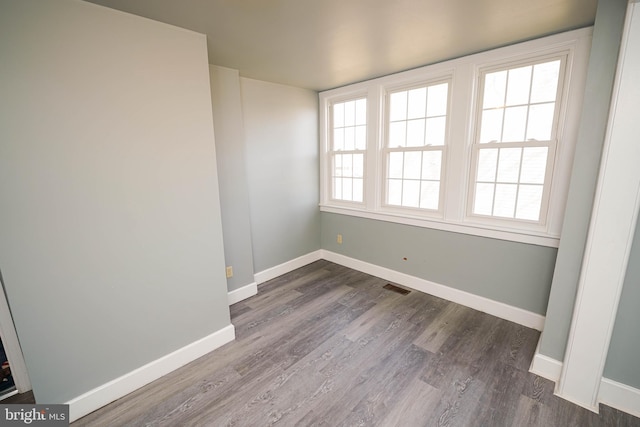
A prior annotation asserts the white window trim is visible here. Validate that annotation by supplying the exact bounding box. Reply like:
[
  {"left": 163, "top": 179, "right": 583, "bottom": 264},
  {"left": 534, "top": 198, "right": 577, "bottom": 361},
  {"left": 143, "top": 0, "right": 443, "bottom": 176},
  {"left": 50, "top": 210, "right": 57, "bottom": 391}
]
[
  {"left": 381, "top": 76, "right": 453, "bottom": 217},
  {"left": 319, "top": 27, "right": 593, "bottom": 248},
  {"left": 327, "top": 95, "right": 368, "bottom": 204},
  {"left": 466, "top": 53, "right": 569, "bottom": 228}
]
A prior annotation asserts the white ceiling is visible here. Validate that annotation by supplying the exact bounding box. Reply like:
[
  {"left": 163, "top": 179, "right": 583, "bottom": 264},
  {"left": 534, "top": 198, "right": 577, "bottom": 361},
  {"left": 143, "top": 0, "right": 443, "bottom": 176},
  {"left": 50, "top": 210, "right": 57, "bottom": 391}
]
[{"left": 84, "top": 0, "right": 597, "bottom": 91}]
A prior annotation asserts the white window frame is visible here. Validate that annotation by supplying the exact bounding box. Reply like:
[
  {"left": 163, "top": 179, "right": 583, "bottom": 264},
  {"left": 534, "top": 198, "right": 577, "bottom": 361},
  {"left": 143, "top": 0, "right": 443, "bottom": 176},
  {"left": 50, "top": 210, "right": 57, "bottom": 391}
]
[
  {"left": 466, "top": 53, "right": 569, "bottom": 230},
  {"left": 322, "top": 89, "right": 371, "bottom": 209},
  {"left": 381, "top": 77, "right": 452, "bottom": 218},
  {"left": 319, "top": 28, "right": 592, "bottom": 247},
  {"left": 327, "top": 94, "right": 369, "bottom": 205}
]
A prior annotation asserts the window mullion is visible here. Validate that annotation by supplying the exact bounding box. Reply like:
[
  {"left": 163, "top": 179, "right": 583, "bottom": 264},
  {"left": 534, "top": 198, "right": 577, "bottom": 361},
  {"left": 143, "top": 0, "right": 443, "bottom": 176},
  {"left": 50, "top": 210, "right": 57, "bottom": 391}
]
[
  {"left": 444, "top": 62, "right": 474, "bottom": 222},
  {"left": 367, "top": 85, "right": 382, "bottom": 211}
]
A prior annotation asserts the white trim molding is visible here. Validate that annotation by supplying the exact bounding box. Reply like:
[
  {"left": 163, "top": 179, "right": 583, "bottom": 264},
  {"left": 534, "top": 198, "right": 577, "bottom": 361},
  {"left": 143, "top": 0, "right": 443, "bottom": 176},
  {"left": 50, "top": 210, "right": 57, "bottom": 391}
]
[
  {"left": 320, "top": 205, "right": 560, "bottom": 248},
  {"left": 557, "top": 2, "right": 640, "bottom": 413},
  {"left": 254, "top": 250, "right": 323, "bottom": 285},
  {"left": 67, "top": 324, "right": 235, "bottom": 423},
  {"left": 321, "top": 250, "right": 545, "bottom": 330},
  {"left": 529, "top": 347, "right": 640, "bottom": 418},
  {"left": 599, "top": 378, "right": 640, "bottom": 419},
  {"left": 253, "top": 249, "right": 544, "bottom": 329},
  {"left": 529, "top": 351, "right": 563, "bottom": 383},
  {"left": 227, "top": 282, "right": 257, "bottom": 305}
]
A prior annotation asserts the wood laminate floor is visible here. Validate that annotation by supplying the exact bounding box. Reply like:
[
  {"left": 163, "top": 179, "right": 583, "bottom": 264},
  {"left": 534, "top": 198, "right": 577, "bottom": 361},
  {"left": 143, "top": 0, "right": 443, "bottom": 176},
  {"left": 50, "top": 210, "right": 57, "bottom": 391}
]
[{"left": 71, "top": 260, "right": 639, "bottom": 426}]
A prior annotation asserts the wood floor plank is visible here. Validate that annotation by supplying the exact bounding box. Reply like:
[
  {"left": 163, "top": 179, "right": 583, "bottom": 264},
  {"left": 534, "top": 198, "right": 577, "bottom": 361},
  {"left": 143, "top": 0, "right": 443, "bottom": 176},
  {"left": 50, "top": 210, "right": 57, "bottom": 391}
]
[
  {"left": 379, "top": 376, "right": 441, "bottom": 427},
  {"left": 71, "top": 260, "right": 640, "bottom": 426},
  {"left": 336, "top": 344, "right": 433, "bottom": 426},
  {"left": 341, "top": 291, "right": 406, "bottom": 341},
  {"left": 210, "top": 335, "right": 354, "bottom": 426},
  {"left": 296, "top": 321, "right": 423, "bottom": 426},
  {"left": 412, "top": 302, "right": 471, "bottom": 353},
  {"left": 512, "top": 394, "right": 552, "bottom": 427}
]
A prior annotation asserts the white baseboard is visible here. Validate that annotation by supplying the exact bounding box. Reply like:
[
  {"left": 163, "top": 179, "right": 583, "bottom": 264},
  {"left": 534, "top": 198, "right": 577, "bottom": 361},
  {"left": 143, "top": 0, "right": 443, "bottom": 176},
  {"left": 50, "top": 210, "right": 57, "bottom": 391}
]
[
  {"left": 254, "top": 250, "right": 323, "bottom": 284},
  {"left": 320, "top": 250, "right": 545, "bottom": 331},
  {"left": 599, "top": 377, "right": 640, "bottom": 418},
  {"left": 227, "top": 282, "right": 257, "bottom": 305},
  {"left": 67, "top": 324, "right": 236, "bottom": 423},
  {"left": 528, "top": 346, "right": 640, "bottom": 418},
  {"left": 529, "top": 342, "right": 563, "bottom": 382}
]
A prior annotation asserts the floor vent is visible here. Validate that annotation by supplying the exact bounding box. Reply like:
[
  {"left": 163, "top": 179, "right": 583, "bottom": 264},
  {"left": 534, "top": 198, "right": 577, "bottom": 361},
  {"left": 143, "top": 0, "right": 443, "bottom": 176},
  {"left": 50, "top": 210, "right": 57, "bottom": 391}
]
[{"left": 383, "top": 283, "right": 411, "bottom": 295}]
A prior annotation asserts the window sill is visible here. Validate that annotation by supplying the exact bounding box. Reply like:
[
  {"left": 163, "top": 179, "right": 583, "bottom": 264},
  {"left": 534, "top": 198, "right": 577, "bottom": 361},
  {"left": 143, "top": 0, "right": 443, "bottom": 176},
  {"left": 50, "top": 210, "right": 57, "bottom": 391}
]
[{"left": 320, "top": 204, "right": 560, "bottom": 248}]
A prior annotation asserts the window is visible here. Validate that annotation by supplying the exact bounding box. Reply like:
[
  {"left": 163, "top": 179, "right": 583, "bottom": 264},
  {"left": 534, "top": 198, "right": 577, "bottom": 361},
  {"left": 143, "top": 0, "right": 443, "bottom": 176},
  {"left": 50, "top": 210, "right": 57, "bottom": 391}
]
[
  {"left": 329, "top": 98, "right": 367, "bottom": 203},
  {"left": 319, "top": 28, "right": 591, "bottom": 247},
  {"left": 470, "top": 58, "right": 564, "bottom": 224},
  {"left": 385, "top": 82, "right": 449, "bottom": 211}
]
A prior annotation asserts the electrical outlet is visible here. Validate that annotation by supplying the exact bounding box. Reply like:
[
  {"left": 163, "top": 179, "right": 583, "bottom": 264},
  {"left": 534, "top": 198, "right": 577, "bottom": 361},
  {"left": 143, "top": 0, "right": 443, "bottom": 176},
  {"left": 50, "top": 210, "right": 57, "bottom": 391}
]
[
  {"left": 225, "top": 266, "right": 233, "bottom": 278},
  {"left": 337, "top": 234, "right": 343, "bottom": 244}
]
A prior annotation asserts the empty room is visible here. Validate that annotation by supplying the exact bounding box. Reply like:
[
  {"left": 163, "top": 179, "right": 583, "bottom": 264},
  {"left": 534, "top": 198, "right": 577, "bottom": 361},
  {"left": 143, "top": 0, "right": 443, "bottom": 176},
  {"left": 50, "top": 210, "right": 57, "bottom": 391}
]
[{"left": 1, "top": 0, "right": 639, "bottom": 425}]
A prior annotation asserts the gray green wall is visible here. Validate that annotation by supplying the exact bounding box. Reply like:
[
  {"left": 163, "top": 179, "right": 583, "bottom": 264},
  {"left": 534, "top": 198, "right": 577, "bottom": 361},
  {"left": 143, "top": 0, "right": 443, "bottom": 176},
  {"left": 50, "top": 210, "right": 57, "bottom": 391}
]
[
  {"left": 210, "top": 66, "right": 256, "bottom": 291},
  {"left": 321, "top": 213, "right": 557, "bottom": 314},
  {"left": 210, "top": 68, "right": 321, "bottom": 286},
  {"left": 240, "top": 78, "right": 321, "bottom": 272},
  {"left": 604, "top": 209, "right": 640, "bottom": 389},
  {"left": 0, "top": 0, "right": 230, "bottom": 403},
  {"left": 538, "top": 0, "right": 627, "bottom": 361}
]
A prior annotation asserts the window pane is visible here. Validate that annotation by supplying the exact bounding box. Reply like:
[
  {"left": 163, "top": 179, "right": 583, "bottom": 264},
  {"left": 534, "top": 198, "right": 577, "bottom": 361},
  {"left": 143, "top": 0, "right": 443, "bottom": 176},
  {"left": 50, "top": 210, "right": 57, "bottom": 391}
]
[
  {"left": 422, "top": 151, "right": 441, "bottom": 180},
  {"left": 344, "top": 101, "right": 355, "bottom": 126},
  {"left": 407, "top": 87, "right": 427, "bottom": 119},
  {"left": 477, "top": 148, "right": 498, "bottom": 182},
  {"left": 342, "top": 177, "right": 353, "bottom": 200},
  {"left": 342, "top": 154, "right": 353, "bottom": 177},
  {"left": 520, "top": 147, "right": 547, "bottom": 184},
  {"left": 355, "top": 98, "right": 367, "bottom": 125},
  {"left": 388, "top": 179, "right": 402, "bottom": 205},
  {"left": 483, "top": 70, "right": 507, "bottom": 109},
  {"left": 333, "top": 177, "right": 342, "bottom": 199},
  {"left": 344, "top": 126, "right": 355, "bottom": 150},
  {"left": 527, "top": 103, "right": 555, "bottom": 141},
  {"left": 390, "top": 91, "right": 407, "bottom": 122},
  {"left": 425, "top": 116, "right": 446, "bottom": 146},
  {"left": 502, "top": 106, "right": 527, "bottom": 142},
  {"left": 389, "top": 152, "right": 403, "bottom": 179},
  {"left": 389, "top": 121, "right": 406, "bottom": 147},
  {"left": 427, "top": 83, "right": 448, "bottom": 117},
  {"left": 406, "top": 119, "right": 425, "bottom": 147},
  {"left": 402, "top": 180, "right": 420, "bottom": 207},
  {"left": 531, "top": 60, "right": 561, "bottom": 103},
  {"left": 333, "top": 103, "right": 344, "bottom": 128},
  {"left": 474, "top": 183, "right": 495, "bottom": 215},
  {"left": 353, "top": 153, "right": 364, "bottom": 178},
  {"left": 355, "top": 125, "right": 366, "bottom": 150},
  {"left": 404, "top": 151, "right": 422, "bottom": 179},
  {"left": 516, "top": 184, "right": 543, "bottom": 220},
  {"left": 480, "top": 109, "right": 503, "bottom": 143},
  {"left": 496, "top": 148, "right": 522, "bottom": 183},
  {"left": 494, "top": 183, "right": 517, "bottom": 217},
  {"left": 352, "top": 178, "right": 364, "bottom": 202},
  {"left": 333, "top": 128, "right": 344, "bottom": 150},
  {"left": 420, "top": 181, "right": 440, "bottom": 210},
  {"left": 506, "top": 66, "right": 532, "bottom": 106},
  {"left": 333, "top": 154, "right": 343, "bottom": 177}
]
